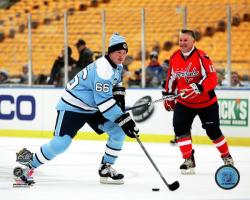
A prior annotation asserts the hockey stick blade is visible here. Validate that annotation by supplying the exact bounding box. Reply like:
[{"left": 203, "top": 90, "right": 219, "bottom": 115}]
[
  {"left": 168, "top": 180, "right": 180, "bottom": 191},
  {"left": 134, "top": 134, "right": 180, "bottom": 191}
]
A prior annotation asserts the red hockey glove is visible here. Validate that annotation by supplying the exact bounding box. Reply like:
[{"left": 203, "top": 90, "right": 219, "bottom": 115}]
[
  {"left": 180, "top": 83, "right": 203, "bottom": 99},
  {"left": 164, "top": 99, "right": 176, "bottom": 111},
  {"left": 162, "top": 91, "right": 176, "bottom": 111}
]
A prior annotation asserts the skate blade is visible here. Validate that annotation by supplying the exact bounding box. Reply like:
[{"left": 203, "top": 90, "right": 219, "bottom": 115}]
[
  {"left": 13, "top": 183, "right": 33, "bottom": 188},
  {"left": 224, "top": 162, "right": 234, "bottom": 166},
  {"left": 100, "top": 177, "right": 124, "bottom": 185},
  {"left": 181, "top": 168, "right": 195, "bottom": 175},
  {"left": 13, "top": 179, "right": 34, "bottom": 188}
]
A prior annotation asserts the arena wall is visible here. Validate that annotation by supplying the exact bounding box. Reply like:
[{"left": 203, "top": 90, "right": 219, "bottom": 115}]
[{"left": 0, "top": 87, "right": 249, "bottom": 146}]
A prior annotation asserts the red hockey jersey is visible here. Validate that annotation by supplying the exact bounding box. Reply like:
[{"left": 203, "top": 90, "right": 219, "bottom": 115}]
[{"left": 165, "top": 48, "right": 218, "bottom": 108}]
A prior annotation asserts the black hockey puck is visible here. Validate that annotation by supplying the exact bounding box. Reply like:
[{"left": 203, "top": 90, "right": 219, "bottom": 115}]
[
  {"left": 152, "top": 188, "right": 160, "bottom": 191},
  {"left": 13, "top": 167, "right": 24, "bottom": 177}
]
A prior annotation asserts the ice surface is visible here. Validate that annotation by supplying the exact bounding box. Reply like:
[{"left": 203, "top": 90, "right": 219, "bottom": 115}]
[{"left": 0, "top": 137, "right": 249, "bottom": 200}]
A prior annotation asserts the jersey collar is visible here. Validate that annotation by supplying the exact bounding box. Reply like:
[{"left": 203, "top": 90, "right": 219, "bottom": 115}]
[
  {"left": 181, "top": 46, "right": 196, "bottom": 60},
  {"left": 105, "top": 54, "right": 117, "bottom": 69}
]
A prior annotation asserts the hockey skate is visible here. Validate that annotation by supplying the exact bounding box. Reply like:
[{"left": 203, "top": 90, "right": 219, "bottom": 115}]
[
  {"left": 222, "top": 154, "right": 234, "bottom": 166},
  {"left": 170, "top": 138, "right": 177, "bottom": 146},
  {"left": 180, "top": 150, "right": 196, "bottom": 175},
  {"left": 98, "top": 163, "right": 124, "bottom": 184},
  {"left": 13, "top": 148, "right": 35, "bottom": 187}
]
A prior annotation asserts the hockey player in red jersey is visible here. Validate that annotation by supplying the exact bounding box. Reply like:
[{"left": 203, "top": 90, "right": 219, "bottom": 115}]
[{"left": 163, "top": 29, "right": 234, "bottom": 174}]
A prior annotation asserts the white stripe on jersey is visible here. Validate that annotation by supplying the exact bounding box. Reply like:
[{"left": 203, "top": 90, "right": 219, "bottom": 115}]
[
  {"left": 54, "top": 110, "right": 64, "bottom": 136},
  {"left": 98, "top": 98, "right": 116, "bottom": 113},
  {"left": 198, "top": 58, "right": 207, "bottom": 85},
  {"left": 168, "top": 68, "right": 176, "bottom": 93},
  {"left": 62, "top": 90, "right": 98, "bottom": 111}
]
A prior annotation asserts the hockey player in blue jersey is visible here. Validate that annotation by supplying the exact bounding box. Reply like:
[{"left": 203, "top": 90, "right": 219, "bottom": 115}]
[{"left": 14, "top": 33, "right": 139, "bottom": 186}]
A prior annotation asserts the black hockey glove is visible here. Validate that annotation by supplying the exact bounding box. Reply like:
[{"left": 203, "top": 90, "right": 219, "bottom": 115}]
[
  {"left": 113, "top": 86, "right": 126, "bottom": 111},
  {"left": 115, "top": 113, "right": 139, "bottom": 138}
]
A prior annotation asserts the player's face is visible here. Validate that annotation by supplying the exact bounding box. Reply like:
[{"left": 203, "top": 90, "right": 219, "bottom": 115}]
[
  {"left": 179, "top": 33, "right": 195, "bottom": 53},
  {"left": 109, "top": 50, "right": 127, "bottom": 65}
]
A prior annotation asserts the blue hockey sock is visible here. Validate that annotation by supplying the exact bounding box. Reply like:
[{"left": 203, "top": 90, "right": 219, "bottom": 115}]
[{"left": 31, "top": 135, "right": 72, "bottom": 168}]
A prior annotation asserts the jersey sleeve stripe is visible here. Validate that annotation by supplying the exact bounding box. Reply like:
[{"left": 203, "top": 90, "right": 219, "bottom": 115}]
[
  {"left": 198, "top": 58, "right": 207, "bottom": 85},
  {"left": 98, "top": 98, "right": 116, "bottom": 113},
  {"left": 168, "top": 68, "right": 176, "bottom": 92}
]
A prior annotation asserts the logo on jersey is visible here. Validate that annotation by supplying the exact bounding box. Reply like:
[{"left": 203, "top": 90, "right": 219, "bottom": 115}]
[{"left": 175, "top": 68, "right": 199, "bottom": 79}]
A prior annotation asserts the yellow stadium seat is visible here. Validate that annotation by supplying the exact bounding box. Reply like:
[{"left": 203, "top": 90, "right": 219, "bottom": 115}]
[{"left": 0, "top": 0, "right": 250, "bottom": 77}]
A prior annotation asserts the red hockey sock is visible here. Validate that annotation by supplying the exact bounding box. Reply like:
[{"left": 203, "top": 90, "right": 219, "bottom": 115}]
[
  {"left": 177, "top": 137, "right": 193, "bottom": 159},
  {"left": 213, "top": 135, "right": 229, "bottom": 157}
]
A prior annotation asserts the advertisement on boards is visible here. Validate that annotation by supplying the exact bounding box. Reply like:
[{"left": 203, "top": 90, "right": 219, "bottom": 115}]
[{"left": 0, "top": 88, "right": 249, "bottom": 138}]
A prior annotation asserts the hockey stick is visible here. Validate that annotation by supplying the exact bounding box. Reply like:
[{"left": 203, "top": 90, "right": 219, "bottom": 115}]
[
  {"left": 125, "top": 93, "right": 183, "bottom": 111},
  {"left": 134, "top": 134, "right": 180, "bottom": 191}
]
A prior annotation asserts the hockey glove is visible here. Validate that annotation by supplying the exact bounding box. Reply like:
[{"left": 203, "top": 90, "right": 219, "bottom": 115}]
[
  {"left": 180, "top": 83, "right": 203, "bottom": 99},
  {"left": 113, "top": 86, "right": 126, "bottom": 111},
  {"left": 115, "top": 113, "right": 139, "bottom": 138},
  {"left": 162, "top": 91, "right": 176, "bottom": 111}
]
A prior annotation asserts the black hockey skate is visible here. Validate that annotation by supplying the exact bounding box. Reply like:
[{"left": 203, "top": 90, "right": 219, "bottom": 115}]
[
  {"left": 170, "top": 138, "right": 177, "bottom": 146},
  {"left": 222, "top": 154, "right": 234, "bottom": 166},
  {"left": 180, "top": 150, "right": 196, "bottom": 175},
  {"left": 13, "top": 148, "right": 35, "bottom": 187},
  {"left": 98, "top": 163, "right": 124, "bottom": 184}
]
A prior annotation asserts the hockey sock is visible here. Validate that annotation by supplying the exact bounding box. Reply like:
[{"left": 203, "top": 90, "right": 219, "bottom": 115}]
[
  {"left": 102, "top": 144, "right": 122, "bottom": 164},
  {"left": 212, "top": 135, "right": 229, "bottom": 157},
  {"left": 101, "top": 121, "right": 125, "bottom": 164},
  {"left": 31, "top": 135, "right": 72, "bottom": 168},
  {"left": 177, "top": 136, "right": 193, "bottom": 159}
]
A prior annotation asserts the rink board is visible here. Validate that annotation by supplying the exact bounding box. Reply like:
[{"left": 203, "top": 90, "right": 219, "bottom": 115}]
[{"left": 0, "top": 87, "right": 249, "bottom": 146}]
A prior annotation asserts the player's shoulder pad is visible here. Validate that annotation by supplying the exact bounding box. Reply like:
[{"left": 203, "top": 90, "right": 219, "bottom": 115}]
[
  {"left": 170, "top": 49, "right": 181, "bottom": 59},
  {"left": 203, "top": 54, "right": 210, "bottom": 59},
  {"left": 96, "top": 56, "right": 114, "bottom": 80},
  {"left": 197, "top": 49, "right": 210, "bottom": 60}
]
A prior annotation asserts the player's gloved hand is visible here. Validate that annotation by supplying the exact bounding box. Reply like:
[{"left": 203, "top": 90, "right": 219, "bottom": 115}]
[
  {"left": 115, "top": 113, "right": 139, "bottom": 138},
  {"left": 162, "top": 91, "right": 176, "bottom": 111},
  {"left": 113, "top": 86, "right": 126, "bottom": 111},
  {"left": 180, "top": 83, "right": 203, "bottom": 99}
]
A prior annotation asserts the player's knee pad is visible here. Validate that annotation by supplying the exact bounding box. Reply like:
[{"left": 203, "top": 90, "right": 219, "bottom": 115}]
[
  {"left": 46, "top": 135, "right": 72, "bottom": 156},
  {"left": 174, "top": 126, "right": 191, "bottom": 138},
  {"left": 100, "top": 121, "right": 125, "bottom": 151},
  {"left": 204, "top": 125, "right": 223, "bottom": 140},
  {"left": 102, "top": 121, "right": 126, "bottom": 141}
]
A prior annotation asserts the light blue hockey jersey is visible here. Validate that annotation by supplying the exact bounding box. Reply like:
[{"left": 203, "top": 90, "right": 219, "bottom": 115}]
[{"left": 56, "top": 55, "right": 124, "bottom": 122}]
